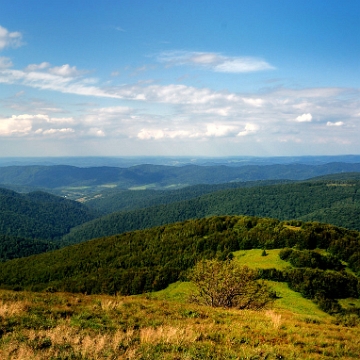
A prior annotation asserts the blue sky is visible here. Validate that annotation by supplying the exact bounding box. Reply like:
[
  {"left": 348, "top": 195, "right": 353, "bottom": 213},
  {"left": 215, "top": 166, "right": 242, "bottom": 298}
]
[{"left": 0, "top": 0, "right": 359, "bottom": 156}]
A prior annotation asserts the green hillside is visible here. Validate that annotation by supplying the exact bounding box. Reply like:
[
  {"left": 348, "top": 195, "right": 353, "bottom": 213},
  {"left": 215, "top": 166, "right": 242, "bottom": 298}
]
[
  {"left": 84, "top": 179, "right": 291, "bottom": 214},
  {"left": 62, "top": 180, "right": 360, "bottom": 245},
  {"left": 1, "top": 215, "right": 359, "bottom": 295},
  {"left": 0, "top": 234, "right": 57, "bottom": 262},
  {"left": 0, "top": 188, "right": 99, "bottom": 240},
  {"left": 1, "top": 215, "right": 360, "bottom": 358}
]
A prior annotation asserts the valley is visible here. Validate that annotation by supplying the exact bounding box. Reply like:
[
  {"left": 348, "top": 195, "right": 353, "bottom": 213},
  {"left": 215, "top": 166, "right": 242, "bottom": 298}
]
[{"left": 1, "top": 159, "right": 360, "bottom": 358}]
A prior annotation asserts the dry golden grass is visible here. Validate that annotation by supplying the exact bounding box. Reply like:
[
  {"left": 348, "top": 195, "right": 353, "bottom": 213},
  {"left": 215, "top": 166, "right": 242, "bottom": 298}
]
[
  {"left": 1, "top": 289, "right": 360, "bottom": 359},
  {"left": 140, "top": 325, "right": 197, "bottom": 345},
  {"left": 265, "top": 310, "right": 282, "bottom": 330},
  {"left": 0, "top": 299, "right": 30, "bottom": 317}
]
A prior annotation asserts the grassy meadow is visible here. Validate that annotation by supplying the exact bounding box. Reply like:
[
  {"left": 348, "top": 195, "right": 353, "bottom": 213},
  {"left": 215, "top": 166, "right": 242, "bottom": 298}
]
[
  {"left": 0, "top": 288, "right": 360, "bottom": 359},
  {"left": 1, "top": 248, "right": 360, "bottom": 359}
]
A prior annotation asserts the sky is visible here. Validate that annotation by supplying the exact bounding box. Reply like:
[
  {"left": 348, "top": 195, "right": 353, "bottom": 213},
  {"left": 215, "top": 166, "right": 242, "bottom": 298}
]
[{"left": 0, "top": 0, "right": 359, "bottom": 157}]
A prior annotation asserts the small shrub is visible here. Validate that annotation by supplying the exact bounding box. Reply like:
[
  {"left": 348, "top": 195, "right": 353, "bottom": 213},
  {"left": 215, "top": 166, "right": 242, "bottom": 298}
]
[{"left": 189, "top": 259, "right": 276, "bottom": 309}]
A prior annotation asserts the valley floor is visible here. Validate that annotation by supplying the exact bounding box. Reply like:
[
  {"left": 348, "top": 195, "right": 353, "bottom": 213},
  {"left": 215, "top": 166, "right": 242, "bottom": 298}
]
[{"left": 0, "top": 289, "right": 360, "bottom": 359}]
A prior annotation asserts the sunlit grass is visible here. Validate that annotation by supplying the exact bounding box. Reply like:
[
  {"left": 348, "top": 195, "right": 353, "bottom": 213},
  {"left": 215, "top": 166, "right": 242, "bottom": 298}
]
[
  {"left": 146, "top": 281, "right": 195, "bottom": 302},
  {"left": 233, "top": 249, "right": 292, "bottom": 270},
  {"left": 267, "top": 281, "right": 331, "bottom": 320},
  {"left": 1, "top": 289, "right": 360, "bottom": 359}
]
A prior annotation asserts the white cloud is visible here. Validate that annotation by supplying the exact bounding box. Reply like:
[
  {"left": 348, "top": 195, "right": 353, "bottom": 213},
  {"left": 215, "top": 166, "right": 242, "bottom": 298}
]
[
  {"left": 0, "top": 25, "right": 23, "bottom": 50},
  {"left": 0, "top": 57, "right": 13, "bottom": 69},
  {"left": 215, "top": 58, "right": 274, "bottom": 73},
  {"left": 0, "top": 67, "right": 262, "bottom": 106},
  {"left": 0, "top": 114, "right": 76, "bottom": 137},
  {"left": 158, "top": 51, "right": 274, "bottom": 73},
  {"left": 242, "top": 97, "right": 264, "bottom": 107},
  {"left": 196, "top": 107, "right": 232, "bottom": 116},
  {"left": 295, "top": 113, "right": 313, "bottom": 122},
  {"left": 137, "top": 123, "right": 240, "bottom": 141},
  {"left": 94, "top": 106, "right": 133, "bottom": 115},
  {"left": 326, "top": 121, "right": 344, "bottom": 126},
  {"left": 25, "top": 62, "right": 51, "bottom": 72},
  {"left": 205, "top": 124, "right": 237, "bottom": 137},
  {"left": 18, "top": 114, "right": 48, "bottom": 121},
  {"left": 88, "top": 128, "right": 106, "bottom": 137},
  {"left": 47, "top": 117, "right": 75, "bottom": 124},
  {"left": 49, "top": 64, "right": 82, "bottom": 77},
  {"left": 41, "top": 128, "right": 75, "bottom": 135},
  {"left": 237, "top": 123, "right": 259, "bottom": 137},
  {"left": 0, "top": 69, "right": 115, "bottom": 98},
  {"left": 137, "top": 129, "right": 165, "bottom": 140},
  {"left": 117, "top": 84, "right": 240, "bottom": 104},
  {"left": 137, "top": 128, "right": 206, "bottom": 140},
  {"left": 1, "top": 60, "right": 359, "bottom": 150},
  {"left": 0, "top": 115, "right": 32, "bottom": 136}
]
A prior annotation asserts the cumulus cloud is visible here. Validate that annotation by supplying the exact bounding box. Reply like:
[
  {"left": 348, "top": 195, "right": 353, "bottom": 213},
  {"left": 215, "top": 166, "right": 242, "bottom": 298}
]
[
  {"left": 136, "top": 123, "right": 243, "bottom": 141},
  {"left": 242, "top": 97, "right": 264, "bottom": 107},
  {"left": 205, "top": 124, "right": 237, "bottom": 137},
  {"left": 295, "top": 113, "right": 313, "bottom": 122},
  {"left": 0, "top": 25, "right": 23, "bottom": 50},
  {"left": 0, "top": 114, "right": 76, "bottom": 137},
  {"left": 0, "top": 115, "right": 32, "bottom": 136},
  {"left": 237, "top": 123, "right": 259, "bottom": 137},
  {"left": 137, "top": 129, "right": 165, "bottom": 140},
  {"left": 1, "top": 58, "right": 359, "bottom": 149},
  {"left": 158, "top": 51, "right": 274, "bottom": 73}
]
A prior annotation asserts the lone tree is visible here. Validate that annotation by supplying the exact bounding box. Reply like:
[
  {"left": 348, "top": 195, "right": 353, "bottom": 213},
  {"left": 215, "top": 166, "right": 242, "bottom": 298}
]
[{"left": 189, "top": 259, "right": 276, "bottom": 309}]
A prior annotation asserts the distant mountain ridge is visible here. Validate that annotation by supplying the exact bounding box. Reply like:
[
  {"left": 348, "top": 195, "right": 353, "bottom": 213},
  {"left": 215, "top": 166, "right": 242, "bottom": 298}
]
[
  {"left": 1, "top": 162, "right": 360, "bottom": 189},
  {"left": 1, "top": 155, "right": 360, "bottom": 167}
]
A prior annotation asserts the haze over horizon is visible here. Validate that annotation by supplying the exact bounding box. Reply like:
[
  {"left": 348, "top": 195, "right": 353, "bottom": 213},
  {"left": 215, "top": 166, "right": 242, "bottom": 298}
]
[{"left": 0, "top": 0, "right": 359, "bottom": 157}]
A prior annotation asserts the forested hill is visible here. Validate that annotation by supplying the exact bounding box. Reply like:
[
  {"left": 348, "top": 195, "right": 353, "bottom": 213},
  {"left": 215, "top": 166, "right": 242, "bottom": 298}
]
[
  {"left": 0, "top": 234, "right": 57, "bottom": 262},
  {"left": 85, "top": 180, "right": 291, "bottom": 214},
  {"left": 1, "top": 162, "right": 360, "bottom": 189},
  {"left": 62, "top": 180, "right": 360, "bottom": 245},
  {"left": 0, "top": 188, "right": 99, "bottom": 240},
  {"left": 1, "top": 215, "right": 359, "bottom": 295}
]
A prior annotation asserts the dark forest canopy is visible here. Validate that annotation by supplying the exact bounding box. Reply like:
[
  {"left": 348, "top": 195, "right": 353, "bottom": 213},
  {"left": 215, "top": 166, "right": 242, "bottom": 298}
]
[
  {"left": 62, "top": 180, "right": 360, "bottom": 245},
  {"left": 1, "top": 215, "right": 359, "bottom": 296},
  {"left": 0, "top": 188, "right": 99, "bottom": 240}
]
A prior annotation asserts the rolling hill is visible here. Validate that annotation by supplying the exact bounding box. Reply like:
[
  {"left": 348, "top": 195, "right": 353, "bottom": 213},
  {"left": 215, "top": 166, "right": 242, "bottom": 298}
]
[
  {"left": 62, "top": 179, "right": 360, "bottom": 245},
  {"left": 84, "top": 179, "right": 291, "bottom": 214},
  {"left": 1, "top": 213, "right": 360, "bottom": 358},
  {"left": 0, "top": 188, "right": 99, "bottom": 240},
  {"left": 1, "top": 215, "right": 359, "bottom": 296}
]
